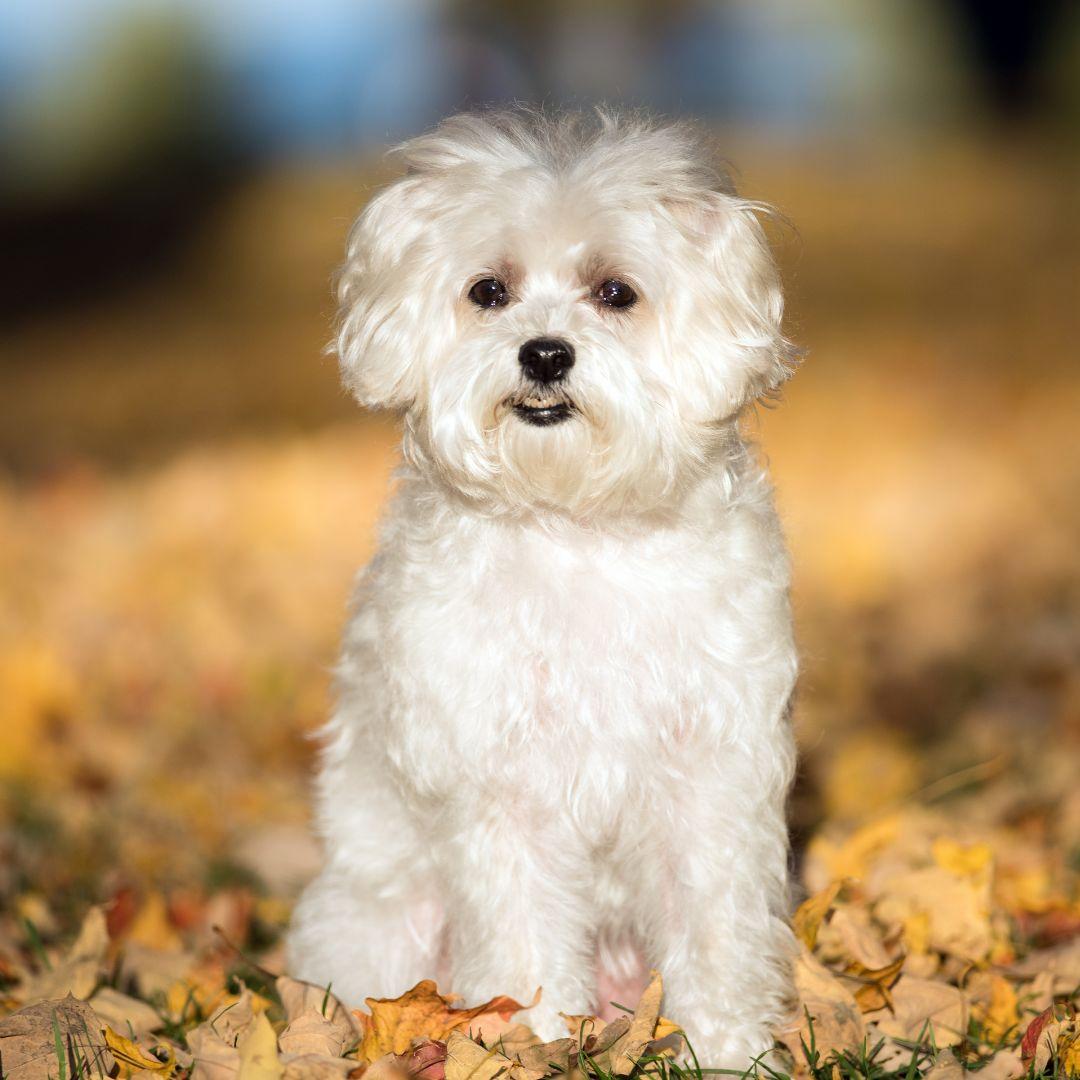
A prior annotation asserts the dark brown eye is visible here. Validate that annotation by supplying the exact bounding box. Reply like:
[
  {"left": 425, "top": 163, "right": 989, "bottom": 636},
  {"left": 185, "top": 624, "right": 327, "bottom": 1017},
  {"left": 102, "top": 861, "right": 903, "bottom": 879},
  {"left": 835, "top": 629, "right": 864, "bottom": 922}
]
[
  {"left": 597, "top": 279, "right": 637, "bottom": 309},
  {"left": 468, "top": 277, "right": 508, "bottom": 308}
]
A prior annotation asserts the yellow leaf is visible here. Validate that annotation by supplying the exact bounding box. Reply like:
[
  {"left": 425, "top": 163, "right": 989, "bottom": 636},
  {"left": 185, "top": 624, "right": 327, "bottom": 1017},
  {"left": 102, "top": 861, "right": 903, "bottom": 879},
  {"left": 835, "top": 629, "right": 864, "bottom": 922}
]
[
  {"left": 104, "top": 1026, "right": 176, "bottom": 1077},
  {"left": 128, "top": 892, "right": 183, "bottom": 953},
  {"left": 1059, "top": 1025, "right": 1080, "bottom": 1079},
  {"left": 793, "top": 882, "right": 844, "bottom": 950},
  {"left": 932, "top": 839, "right": 993, "bottom": 880},
  {"left": 975, "top": 976, "right": 1019, "bottom": 1044},
  {"left": 237, "top": 1012, "right": 283, "bottom": 1080}
]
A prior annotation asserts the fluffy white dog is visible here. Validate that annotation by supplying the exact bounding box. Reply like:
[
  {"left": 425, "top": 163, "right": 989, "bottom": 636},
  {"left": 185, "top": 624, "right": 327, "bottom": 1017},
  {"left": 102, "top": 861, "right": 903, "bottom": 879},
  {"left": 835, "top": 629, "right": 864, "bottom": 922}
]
[{"left": 287, "top": 108, "right": 799, "bottom": 1069}]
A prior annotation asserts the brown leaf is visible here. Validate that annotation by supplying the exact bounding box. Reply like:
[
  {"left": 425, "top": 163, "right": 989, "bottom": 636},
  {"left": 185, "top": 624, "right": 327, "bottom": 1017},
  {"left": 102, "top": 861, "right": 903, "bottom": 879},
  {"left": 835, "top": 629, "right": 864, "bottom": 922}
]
[
  {"left": 783, "top": 948, "right": 866, "bottom": 1061},
  {"left": 187, "top": 1023, "right": 240, "bottom": 1080},
  {"left": 602, "top": 970, "right": 663, "bottom": 1076},
  {"left": 277, "top": 975, "right": 361, "bottom": 1042},
  {"left": 863, "top": 976, "right": 969, "bottom": 1047},
  {"left": 845, "top": 955, "right": 905, "bottom": 1013},
  {"left": 354, "top": 980, "right": 537, "bottom": 1064},
  {"left": 0, "top": 995, "right": 116, "bottom": 1080},
  {"left": 921, "top": 1050, "right": 965, "bottom": 1080},
  {"left": 515, "top": 1037, "right": 577, "bottom": 1073},
  {"left": 443, "top": 1030, "right": 544, "bottom": 1080},
  {"left": 281, "top": 1054, "right": 364, "bottom": 1079},
  {"left": 17, "top": 907, "right": 109, "bottom": 1005},
  {"left": 90, "top": 985, "right": 165, "bottom": 1038},
  {"left": 874, "top": 867, "right": 992, "bottom": 962},
  {"left": 279, "top": 1008, "right": 349, "bottom": 1060},
  {"left": 793, "top": 882, "right": 844, "bottom": 950}
]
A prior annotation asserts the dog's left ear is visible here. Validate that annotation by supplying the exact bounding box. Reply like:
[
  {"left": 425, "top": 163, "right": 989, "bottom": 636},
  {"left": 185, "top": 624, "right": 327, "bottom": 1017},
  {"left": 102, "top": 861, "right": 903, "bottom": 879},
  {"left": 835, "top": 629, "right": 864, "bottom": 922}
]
[{"left": 665, "top": 191, "right": 798, "bottom": 409}]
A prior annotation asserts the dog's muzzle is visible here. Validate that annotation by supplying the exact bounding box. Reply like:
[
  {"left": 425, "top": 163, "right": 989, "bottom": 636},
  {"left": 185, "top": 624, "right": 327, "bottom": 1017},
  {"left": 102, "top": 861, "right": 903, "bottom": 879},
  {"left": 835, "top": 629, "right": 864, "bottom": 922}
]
[{"left": 514, "top": 338, "right": 575, "bottom": 425}]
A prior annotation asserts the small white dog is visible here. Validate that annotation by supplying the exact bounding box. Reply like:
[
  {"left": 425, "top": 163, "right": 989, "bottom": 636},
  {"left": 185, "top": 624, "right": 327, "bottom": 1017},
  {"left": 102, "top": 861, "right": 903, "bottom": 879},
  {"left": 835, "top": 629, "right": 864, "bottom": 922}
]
[{"left": 288, "top": 108, "right": 799, "bottom": 1069}]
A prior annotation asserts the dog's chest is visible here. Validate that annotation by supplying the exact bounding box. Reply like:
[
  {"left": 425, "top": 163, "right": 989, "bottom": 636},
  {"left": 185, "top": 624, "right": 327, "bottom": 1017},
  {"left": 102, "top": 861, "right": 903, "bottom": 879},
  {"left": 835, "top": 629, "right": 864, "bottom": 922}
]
[{"left": 380, "top": 517, "right": 767, "bottom": 771}]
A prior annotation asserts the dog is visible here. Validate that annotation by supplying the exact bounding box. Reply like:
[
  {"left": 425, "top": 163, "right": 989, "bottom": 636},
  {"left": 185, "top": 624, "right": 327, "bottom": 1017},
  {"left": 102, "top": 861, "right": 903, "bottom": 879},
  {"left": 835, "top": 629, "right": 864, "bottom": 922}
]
[{"left": 287, "top": 108, "right": 799, "bottom": 1069}]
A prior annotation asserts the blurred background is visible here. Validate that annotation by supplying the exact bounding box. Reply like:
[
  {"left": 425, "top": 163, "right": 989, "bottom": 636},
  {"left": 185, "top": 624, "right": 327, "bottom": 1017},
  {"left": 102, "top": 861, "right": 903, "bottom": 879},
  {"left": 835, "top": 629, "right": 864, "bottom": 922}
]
[{"left": 1, "top": 0, "right": 1078, "bottom": 951}]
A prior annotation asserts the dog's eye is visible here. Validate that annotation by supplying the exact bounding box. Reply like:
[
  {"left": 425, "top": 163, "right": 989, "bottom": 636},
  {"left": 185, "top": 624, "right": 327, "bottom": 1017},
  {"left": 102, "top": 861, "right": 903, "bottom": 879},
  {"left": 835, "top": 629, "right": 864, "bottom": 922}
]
[
  {"left": 468, "top": 278, "right": 508, "bottom": 308},
  {"left": 597, "top": 279, "right": 637, "bottom": 309}
]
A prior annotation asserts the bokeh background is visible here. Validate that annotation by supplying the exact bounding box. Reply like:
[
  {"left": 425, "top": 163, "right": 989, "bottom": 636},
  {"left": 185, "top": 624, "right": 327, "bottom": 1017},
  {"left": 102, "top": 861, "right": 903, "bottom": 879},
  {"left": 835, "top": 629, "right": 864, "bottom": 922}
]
[{"left": 1, "top": 0, "right": 1078, "bottom": 954}]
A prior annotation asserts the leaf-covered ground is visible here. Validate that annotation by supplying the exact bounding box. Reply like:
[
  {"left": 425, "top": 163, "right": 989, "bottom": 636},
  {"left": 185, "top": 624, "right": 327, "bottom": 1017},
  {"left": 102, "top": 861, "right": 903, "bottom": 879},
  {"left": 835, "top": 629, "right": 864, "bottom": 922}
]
[{"left": 0, "top": 142, "right": 1077, "bottom": 1078}]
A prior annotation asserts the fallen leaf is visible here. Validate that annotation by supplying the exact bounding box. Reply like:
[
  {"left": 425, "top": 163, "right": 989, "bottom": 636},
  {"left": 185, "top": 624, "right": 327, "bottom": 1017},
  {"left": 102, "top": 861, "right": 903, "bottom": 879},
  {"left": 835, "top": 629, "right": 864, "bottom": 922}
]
[
  {"left": 515, "top": 1037, "right": 576, "bottom": 1073},
  {"left": 443, "top": 1030, "right": 543, "bottom": 1080},
  {"left": 0, "top": 995, "right": 116, "bottom": 1080},
  {"left": 277, "top": 976, "right": 361, "bottom": 1050},
  {"left": 825, "top": 905, "right": 893, "bottom": 970},
  {"left": 874, "top": 866, "right": 993, "bottom": 961},
  {"left": 188, "top": 1023, "right": 241, "bottom": 1080},
  {"left": 921, "top": 1049, "right": 965, "bottom": 1080},
  {"left": 863, "top": 976, "right": 969, "bottom": 1047},
  {"left": 282, "top": 1053, "right": 362, "bottom": 1078},
  {"left": 845, "top": 954, "right": 905, "bottom": 1013},
  {"left": 279, "top": 1007, "right": 348, "bottom": 1059},
  {"left": 973, "top": 1046, "right": 1024, "bottom": 1080},
  {"left": 237, "top": 1012, "right": 284, "bottom": 1079},
  {"left": 104, "top": 1025, "right": 176, "bottom": 1076},
  {"left": 90, "top": 985, "right": 164, "bottom": 1038},
  {"left": 17, "top": 907, "right": 109, "bottom": 1005},
  {"left": 608, "top": 970, "right": 662, "bottom": 1076},
  {"left": 783, "top": 949, "right": 865, "bottom": 1061},
  {"left": 975, "top": 975, "right": 1020, "bottom": 1044},
  {"left": 354, "top": 980, "right": 536, "bottom": 1063},
  {"left": 793, "top": 882, "right": 844, "bottom": 950}
]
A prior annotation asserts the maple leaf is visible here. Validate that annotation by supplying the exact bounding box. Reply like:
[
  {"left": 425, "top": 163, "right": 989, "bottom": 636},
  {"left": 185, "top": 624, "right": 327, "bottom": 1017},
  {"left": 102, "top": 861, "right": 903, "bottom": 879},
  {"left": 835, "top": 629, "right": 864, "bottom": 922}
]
[{"left": 353, "top": 980, "right": 538, "bottom": 1063}]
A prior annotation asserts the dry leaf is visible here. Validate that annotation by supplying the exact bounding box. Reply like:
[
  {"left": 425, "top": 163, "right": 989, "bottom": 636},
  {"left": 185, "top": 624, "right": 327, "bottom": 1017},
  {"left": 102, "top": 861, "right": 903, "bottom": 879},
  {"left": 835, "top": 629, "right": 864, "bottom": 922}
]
[
  {"left": 188, "top": 1022, "right": 241, "bottom": 1080},
  {"left": 975, "top": 975, "right": 1020, "bottom": 1043},
  {"left": 443, "top": 1030, "right": 543, "bottom": 1080},
  {"left": 354, "top": 980, "right": 536, "bottom": 1063},
  {"left": 90, "top": 986, "right": 165, "bottom": 1038},
  {"left": 921, "top": 1050, "right": 965, "bottom": 1080},
  {"left": 793, "top": 882, "right": 844, "bottom": 950},
  {"left": 784, "top": 948, "right": 866, "bottom": 1061},
  {"left": 0, "top": 995, "right": 116, "bottom": 1080},
  {"left": 603, "top": 970, "right": 663, "bottom": 1076},
  {"left": 279, "top": 1007, "right": 349, "bottom": 1059},
  {"left": 276, "top": 976, "right": 361, "bottom": 1052},
  {"left": 104, "top": 1025, "right": 176, "bottom": 1076},
  {"left": 826, "top": 906, "right": 893, "bottom": 970},
  {"left": 17, "top": 907, "right": 109, "bottom": 1005},
  {"left": 863, "top": 976, "right": 968, "bottom": 1047},
  {"left": 515, "top": 1037, "right": 577, "bottom": 1073},
  {"left": 281, "top": 1053, "right": 362, "bottom": 1078},
  {"left": 237, "top": 1012, "right": 284, "bottom": 1079},
  {"left": 874, "top": 867, "right": 992, "bottom": 961},
  {"left": 845, "top": 955, "right": 905, "bottom": 1013}
]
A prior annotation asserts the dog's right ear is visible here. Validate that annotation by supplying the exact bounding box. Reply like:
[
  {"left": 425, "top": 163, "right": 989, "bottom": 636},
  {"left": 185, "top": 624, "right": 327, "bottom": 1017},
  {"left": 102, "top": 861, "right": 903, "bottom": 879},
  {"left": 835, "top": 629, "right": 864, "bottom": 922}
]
[{"left": 334, "top": 174, "right": 435, "bottom": 411}]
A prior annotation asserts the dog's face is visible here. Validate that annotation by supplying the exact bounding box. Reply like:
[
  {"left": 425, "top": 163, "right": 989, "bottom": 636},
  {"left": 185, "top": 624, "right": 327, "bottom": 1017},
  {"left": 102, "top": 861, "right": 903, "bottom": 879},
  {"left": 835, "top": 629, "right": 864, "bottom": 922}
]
[{"left": 337, "top": 112, "right": 794, "bottom": 516}]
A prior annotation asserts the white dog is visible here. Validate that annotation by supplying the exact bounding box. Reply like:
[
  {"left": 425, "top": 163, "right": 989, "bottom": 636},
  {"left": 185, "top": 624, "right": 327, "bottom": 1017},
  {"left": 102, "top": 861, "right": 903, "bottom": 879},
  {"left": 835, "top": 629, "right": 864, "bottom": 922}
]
[{"left": 287, "top": 108, "right": 799, "bottom": 1069}]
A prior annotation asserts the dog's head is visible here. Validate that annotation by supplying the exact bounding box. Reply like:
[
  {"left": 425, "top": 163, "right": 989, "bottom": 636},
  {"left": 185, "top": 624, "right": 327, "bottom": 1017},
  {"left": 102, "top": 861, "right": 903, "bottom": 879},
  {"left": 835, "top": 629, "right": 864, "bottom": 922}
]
[{"left": 336, "top": 109, "right": 796, "bottom": 517}]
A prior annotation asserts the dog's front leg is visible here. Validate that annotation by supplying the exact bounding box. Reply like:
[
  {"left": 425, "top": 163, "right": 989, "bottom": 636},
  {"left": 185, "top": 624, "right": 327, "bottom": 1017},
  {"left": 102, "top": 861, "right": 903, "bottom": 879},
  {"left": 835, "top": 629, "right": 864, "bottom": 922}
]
[
  {"left": 637, "top": 745, "right": 796, "bottom": 1071},
  {"left": 436, "top": 797, "right": 595, "bottom": 1042}
]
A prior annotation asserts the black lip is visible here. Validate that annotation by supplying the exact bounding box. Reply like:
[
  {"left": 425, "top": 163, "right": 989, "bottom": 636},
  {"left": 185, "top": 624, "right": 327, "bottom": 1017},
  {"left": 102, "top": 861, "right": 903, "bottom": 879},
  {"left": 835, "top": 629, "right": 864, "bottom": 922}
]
[{"left": 513, "top": 402, "right": 573, "bottom": 426}]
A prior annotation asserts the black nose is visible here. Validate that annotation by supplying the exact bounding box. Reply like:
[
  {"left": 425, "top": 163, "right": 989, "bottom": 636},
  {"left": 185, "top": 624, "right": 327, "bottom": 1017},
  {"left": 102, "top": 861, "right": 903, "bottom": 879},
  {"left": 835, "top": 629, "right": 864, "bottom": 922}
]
[{"left": 518, "top": 338, "right": 575, "bottom": 384}]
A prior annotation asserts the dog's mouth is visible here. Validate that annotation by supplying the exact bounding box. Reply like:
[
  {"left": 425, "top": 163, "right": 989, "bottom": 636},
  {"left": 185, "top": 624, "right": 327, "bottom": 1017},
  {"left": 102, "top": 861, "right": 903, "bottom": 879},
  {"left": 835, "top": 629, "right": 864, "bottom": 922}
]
[{"left": 509, "top": 393, "right": 575, "bottom": 427}]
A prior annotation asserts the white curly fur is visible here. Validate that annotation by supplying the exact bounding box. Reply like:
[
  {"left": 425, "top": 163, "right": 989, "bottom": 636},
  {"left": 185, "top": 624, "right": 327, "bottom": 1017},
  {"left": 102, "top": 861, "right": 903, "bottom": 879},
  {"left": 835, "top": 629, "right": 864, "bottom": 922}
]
[{"left": 287, "top": 108, "right": 800, "bottom": 1069}]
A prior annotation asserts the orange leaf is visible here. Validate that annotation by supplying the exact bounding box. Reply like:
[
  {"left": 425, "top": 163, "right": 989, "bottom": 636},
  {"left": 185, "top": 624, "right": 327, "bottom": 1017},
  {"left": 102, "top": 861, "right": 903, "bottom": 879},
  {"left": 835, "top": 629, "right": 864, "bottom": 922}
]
[{"left": 354, "top": 980, "right": 538, "bottom": 1063}]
